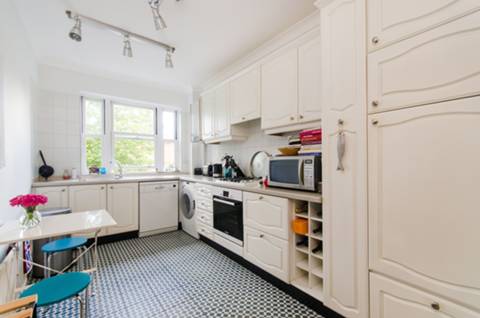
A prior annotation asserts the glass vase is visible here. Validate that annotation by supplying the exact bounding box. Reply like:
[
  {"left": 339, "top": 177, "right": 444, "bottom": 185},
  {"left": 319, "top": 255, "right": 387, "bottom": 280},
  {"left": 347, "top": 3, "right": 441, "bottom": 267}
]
[{"left": 19, "top": 210, "right": 42, "bottom": 229}]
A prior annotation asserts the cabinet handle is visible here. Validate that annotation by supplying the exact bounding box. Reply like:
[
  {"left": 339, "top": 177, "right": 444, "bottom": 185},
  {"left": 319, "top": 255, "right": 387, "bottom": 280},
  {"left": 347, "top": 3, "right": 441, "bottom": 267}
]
[
  {"left": 372, "top": 119, "right": 379, "bottom": 125},
  {"left": 259, "top": 234, "right": 264, "bottom": 238},
  {"left": 372, "top": 36, "right": 380, "bottom": 44},
  {"left": 110, "top": 186, "right": 114, "bottom": 190},
  {"left": 371, "top": 100, "right": 379, "bottom": 107},
  {"left": 258, "top": 196, "right": 264, "bottom": 200},
  {"left": 241, "top": 117, "right": 246, "bottom": 120},
  {"left": 101, "top": 186, "right": 105, "bottom": 190},
  {"left": 337, "top": 131, "right": 345, "bottom": 171},
  {"left": 299, "top": 114, "right": 304, "bottom": 120},
  {"left": 290, "top": 116, "right": 295, "bottom": 121},
  {"left": 431, "top": 302, "right": 440, "bottom": 311},
  {"left": 61, "top": 189, "right": 66, "bottom": 192}
]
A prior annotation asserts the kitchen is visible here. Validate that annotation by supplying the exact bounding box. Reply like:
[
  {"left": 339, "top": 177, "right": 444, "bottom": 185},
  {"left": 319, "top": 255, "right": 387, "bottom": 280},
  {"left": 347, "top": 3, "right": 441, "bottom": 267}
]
[{"left": 0, "top": 1, "right": 479, "bottom": 318}]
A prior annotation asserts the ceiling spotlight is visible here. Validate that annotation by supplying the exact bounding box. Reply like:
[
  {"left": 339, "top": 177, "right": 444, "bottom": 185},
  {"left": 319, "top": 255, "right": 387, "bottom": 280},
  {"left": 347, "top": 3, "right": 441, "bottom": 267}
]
[
  {"left": 165, "top": 50, "right": 174, "bottom": 68},
  {"left": 69, "top": 15, "right": 82, "bottom": 41},
  {"left": 149, "top": 0, "right": 167, "bottom": 30},
  {"left": 123, "top": 34, "right": 133, "bottom": 58}
]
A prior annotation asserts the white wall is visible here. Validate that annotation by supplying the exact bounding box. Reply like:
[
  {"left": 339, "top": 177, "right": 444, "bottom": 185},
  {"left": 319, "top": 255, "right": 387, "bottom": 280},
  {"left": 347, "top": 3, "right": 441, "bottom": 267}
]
[{"left": 0, "top": 0, "right": 38, "bottom": 260}]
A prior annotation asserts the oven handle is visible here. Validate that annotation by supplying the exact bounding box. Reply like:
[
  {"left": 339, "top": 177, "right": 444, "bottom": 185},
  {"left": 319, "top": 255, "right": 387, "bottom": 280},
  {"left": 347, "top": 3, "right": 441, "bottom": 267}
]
[{"left": 213, "top": 197, "right": 239, "bottom": 206}]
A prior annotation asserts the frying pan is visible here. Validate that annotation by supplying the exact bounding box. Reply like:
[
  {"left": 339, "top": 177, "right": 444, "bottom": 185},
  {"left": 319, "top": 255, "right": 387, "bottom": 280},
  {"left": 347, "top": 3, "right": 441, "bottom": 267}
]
[{"left": 38, "top": 150, "right": 54, "bottom": 180}]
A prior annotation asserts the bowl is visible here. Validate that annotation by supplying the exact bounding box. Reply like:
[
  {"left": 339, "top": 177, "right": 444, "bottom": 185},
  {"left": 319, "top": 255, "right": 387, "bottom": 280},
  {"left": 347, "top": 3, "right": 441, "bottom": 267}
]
[{"left": 277, "top": 145, "right": 300, "bottom": 156}]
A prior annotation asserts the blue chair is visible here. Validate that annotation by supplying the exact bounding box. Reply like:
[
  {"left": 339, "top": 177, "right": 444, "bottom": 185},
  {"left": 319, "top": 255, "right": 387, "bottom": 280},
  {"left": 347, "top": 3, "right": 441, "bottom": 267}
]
[
  {"left": 42, "top": 237, "right": 88, "bottom": 278},
  {"left": 20, "top": 272, "right": 91, "bottom": 318}
]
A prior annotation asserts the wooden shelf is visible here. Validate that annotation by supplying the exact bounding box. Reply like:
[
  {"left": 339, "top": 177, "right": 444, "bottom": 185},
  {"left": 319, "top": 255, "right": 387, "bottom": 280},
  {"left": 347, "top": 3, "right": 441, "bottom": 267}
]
[
  {"left": 296, "top": 259, "right": 309, "bottom": 271},
  {"left": 310, "top": 233, "right": 323, "bottom": 240},
  {"left": 296, "top": 245, "right": 309, "bottom": 254},
  {"left": 312, "top": 265, "right": 323, "bottom": 278},
  {"left": 295, "top": 212, "right": 308, "bottom": 219},
  {"left": 311, "top": 251, "right": 323, "bottom": 259},
  {"left": 311, "top": 216, "right": 323, "bottom": 222},
  {"left": 292, "top": 275, "right": 309, "bottom": 293}
]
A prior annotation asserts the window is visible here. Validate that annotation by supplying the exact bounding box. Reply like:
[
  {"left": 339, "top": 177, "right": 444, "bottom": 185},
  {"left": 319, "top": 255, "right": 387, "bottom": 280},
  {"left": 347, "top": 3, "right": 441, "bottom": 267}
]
[{"left": 81, "top": 97, "right": 179, "bottom": 175}]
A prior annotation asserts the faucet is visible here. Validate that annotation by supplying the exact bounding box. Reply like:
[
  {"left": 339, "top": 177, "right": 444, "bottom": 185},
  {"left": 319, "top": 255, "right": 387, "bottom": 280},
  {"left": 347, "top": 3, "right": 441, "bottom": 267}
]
[{"left": 114, "top": 161, "right": 123, "bottom": 179}]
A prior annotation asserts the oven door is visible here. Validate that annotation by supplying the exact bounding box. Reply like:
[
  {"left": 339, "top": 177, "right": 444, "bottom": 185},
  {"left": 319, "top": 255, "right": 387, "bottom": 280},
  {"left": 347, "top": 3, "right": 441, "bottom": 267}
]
[
  {"left": 213, "top": 196, "right": 243, "bottom": 244},
  {"left": 268, "top": 158, "right": 304, "bottom": 190}
]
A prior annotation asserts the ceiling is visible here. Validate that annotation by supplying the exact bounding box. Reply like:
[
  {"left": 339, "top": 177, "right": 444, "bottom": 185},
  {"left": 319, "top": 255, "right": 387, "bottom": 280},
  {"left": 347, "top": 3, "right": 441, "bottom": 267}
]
[{"left": 14, "top": 0, "right": 317, "bottom": 93}]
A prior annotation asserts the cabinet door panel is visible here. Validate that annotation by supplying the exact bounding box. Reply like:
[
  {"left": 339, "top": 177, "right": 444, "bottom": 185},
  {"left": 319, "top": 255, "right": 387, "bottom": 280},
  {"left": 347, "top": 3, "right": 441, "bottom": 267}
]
[
  {"left": 319, "top": 0, "right": 368, "bottom": 317},
  {"left": 244, "top": 227, "right": 289, "bottom": 282},
  {"left": 230, "top": 67, "right": 260, "bottom": 124},
  {"left": 107, "top": 183, "right": 139, "bottom": 235},
  {"left": 299, "top": 37, "right": 322, "bottom": 123},
  {"left": 368, "top": 11, "right": 480, "bottom": 113},
  {"left": 213, "top": 84, "right": 230, "bottom": 138},
  {"left": 200, "top": 92, "right": 215, "bottom": 140},
  {"left": 369, "top": 97, "right": 480, "bottom": 310},
  {"left": 370, "top": 274, "right": 480, "bottom": 318},
  {"left": 35, "top": 186, "right": 69, "bottom": 209},
  {"left": 261, "top": 48, "right": 298, "bottom": 129},
  {"left": 368, "top": 0, "right": 480, "bottom": 51},
  {"left": 69, "top": 184, "right": 107, "bottom": 237}
]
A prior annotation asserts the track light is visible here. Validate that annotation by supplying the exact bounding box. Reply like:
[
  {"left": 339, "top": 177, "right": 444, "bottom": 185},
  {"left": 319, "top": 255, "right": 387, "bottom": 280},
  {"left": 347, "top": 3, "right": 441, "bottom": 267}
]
[
  {"left": 165, "top": 50, "right": 174, "bottom": 68},
  {"left": 149, "top": 0, "right": 167, "bottom": 30},
  {"left": 123, "top": 34, "right": 133, "bottom": 57},
  {"left": 69, "top": 16, "right": 82, "bottom": 42}
]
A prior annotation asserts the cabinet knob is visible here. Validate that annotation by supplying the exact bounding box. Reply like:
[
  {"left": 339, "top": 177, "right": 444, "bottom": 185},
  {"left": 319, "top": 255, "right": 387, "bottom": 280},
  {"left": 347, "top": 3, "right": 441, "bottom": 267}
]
[
  {"left": 101, "top": 186, "right": 105, "bottom": 190},
  {"left": 258, "top": 196, "right": 264, "bottom": 200},
  {"left": 290, "top": 116, "right": 295, "bottom": 121},
  {"left": 241, "top": 117, "right": 246, "bottom": 120},
  {"left": 372, "top": 36, "right": 380, "bottom": 44},
  {"left": 299, "top": 114, "right": 304, "bottom": 120},
  {"left": 371, "top": 119, "right": 379, "bottom": 125},
  {"left": 338, "top": 119, "right": 344, "bottom": 126},
  {"left": 110, "top": 186, "right": 114, "bottom": 189},
  {"left": 371, "top": 100, "right": 379, "bottom": 107},
  {"left": 61, "top": 189, "right": 66, "bottom": 192},
  {"left": 431, "top": 302, "right": 440, "bottom": 311},
  {"left": 259, "top": 234, "right": 264, "bottom": 238}
]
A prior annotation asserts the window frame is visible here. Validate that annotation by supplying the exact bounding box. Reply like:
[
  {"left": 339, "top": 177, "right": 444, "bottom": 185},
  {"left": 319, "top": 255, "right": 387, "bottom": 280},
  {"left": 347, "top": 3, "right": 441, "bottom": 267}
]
[{"left": 81, "top": 95, "right": 180, "bottom": 175}]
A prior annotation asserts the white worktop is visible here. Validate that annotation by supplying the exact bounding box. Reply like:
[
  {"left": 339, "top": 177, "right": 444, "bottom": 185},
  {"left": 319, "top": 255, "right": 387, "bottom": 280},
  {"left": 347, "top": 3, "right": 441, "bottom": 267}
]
[
  {"left": 32, "top": 174, "right": 322, "bottom": 203},
  {"left": 0, "top": 210, "right": 116, "bottom": 245}
]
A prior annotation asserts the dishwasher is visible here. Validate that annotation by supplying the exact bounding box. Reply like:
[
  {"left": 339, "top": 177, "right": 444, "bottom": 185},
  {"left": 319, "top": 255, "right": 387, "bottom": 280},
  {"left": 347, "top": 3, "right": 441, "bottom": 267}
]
[{"left": 139, "top": 181, "right": 179, "bottom": 237}]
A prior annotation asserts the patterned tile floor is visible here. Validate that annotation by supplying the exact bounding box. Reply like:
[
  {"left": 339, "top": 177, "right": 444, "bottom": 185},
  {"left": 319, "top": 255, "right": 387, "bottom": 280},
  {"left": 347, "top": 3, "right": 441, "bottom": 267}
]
[{"left": 38, "top": 231, "right": 324, "bottom": 318}]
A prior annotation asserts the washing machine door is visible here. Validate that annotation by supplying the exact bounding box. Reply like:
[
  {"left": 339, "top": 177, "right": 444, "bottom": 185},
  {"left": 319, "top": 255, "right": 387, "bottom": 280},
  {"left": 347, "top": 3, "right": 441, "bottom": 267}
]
[{"left": 180, "top": 187, "right": 195, "bottom": 220}]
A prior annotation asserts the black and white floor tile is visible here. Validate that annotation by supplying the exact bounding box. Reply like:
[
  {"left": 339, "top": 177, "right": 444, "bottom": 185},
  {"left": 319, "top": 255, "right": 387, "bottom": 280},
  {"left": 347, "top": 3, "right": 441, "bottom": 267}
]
[{"left": 38, "top": 231, "right": 324, "bottom": 318}]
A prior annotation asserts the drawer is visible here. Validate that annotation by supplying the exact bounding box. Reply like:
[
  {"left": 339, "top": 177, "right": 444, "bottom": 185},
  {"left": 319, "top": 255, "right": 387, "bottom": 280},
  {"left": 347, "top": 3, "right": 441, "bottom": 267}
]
[
  {"left": 196, "top": 209, "right": 213, "bottom": 227},
  {"left": 370, "top": 273, "right": 480, "bottom": 318},
  {"left": 243, "top": 227, "right": 289, "bottom": 282},
  {"left": 197, "top": 222, "right": 213, "bottom": 240},
  {"left": 368, "top": 10, "right": 480, "bottom": 113},
  {"left": 196, "top": 197, "right": 212, "bottom": 212},
  {"left": 243, "top": 192, "right": 290, "bottom": 240},
  {"left": 195, "top": 184, "right": 213, "bottom": 199}
]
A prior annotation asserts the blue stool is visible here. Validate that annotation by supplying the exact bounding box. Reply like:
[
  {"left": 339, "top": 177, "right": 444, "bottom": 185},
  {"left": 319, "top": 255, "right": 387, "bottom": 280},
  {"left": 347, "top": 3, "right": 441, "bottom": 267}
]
[
  {"left": 42, "top": 237, "right": 88, "bottom": 278},
  {"left": 21, "top": 272, "right": 91, "bottom": 318}
]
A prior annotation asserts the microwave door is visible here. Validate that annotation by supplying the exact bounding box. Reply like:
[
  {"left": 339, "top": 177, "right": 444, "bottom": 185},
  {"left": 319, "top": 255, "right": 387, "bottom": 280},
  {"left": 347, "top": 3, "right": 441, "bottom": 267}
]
[
  {"left": 269, "top": 159, "right": 301, "bottom": 189},
  {"left": 298, "top": 159, "right": 304, "bottom": 186}
]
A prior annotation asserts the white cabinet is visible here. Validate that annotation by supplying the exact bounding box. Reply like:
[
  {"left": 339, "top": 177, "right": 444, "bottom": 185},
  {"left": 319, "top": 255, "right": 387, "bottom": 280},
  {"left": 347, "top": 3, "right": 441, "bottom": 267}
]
[
  {"left": 298, "top": 37, "right": 322, "bottom": 123},
  {"left": 34, "top": 186, "right": 69, "bottom": 209},
  {"left": 368, "top": 10, "right": 480, "bottom": 113},
  {"left": 370, "top": 273, "right": 480, "bottom": 318},
  {"left": 229, "top": 67, "right": 261, "bottom": 124},
  {"left": 107, "top": 183, "right": 139, "bottom": 236},
  {"left": 200, "top": 91, "right": 215, "bottom": 140},
  {"left": 243, "top": 227, "right": 289, "bottom": 282},
  {"left": 261, "top": 48, "right": 299, "bottom": 130},
  {"left": 213, "top": 83, "right": 230, "bottom": 138},
  {"left": 368, "top": 0, "right": 480, "bottom": 51},
  {"left": 318, "top": 0, "right": 368, "bottom": 317},
  {"left": 69, "top": 184, "right": 108, "bottom": 236},
  {"left": 243, "top": 192, "right": 290, "bottom": 240},
  {"left": 368, "top": 96, "right": 480, "bottom": 311}
]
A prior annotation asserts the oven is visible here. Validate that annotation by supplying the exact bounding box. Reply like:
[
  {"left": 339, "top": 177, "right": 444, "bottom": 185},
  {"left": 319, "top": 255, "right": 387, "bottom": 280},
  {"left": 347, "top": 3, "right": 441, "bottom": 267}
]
[{"left": 212, "top": 188, "right": 243, "bottom": 246}]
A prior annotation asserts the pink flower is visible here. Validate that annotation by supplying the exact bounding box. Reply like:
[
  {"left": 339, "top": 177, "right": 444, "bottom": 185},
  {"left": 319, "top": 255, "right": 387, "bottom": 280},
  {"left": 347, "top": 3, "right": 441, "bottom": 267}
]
[{"left": 9, "top": 194, "right": 48, "bottom": 209}]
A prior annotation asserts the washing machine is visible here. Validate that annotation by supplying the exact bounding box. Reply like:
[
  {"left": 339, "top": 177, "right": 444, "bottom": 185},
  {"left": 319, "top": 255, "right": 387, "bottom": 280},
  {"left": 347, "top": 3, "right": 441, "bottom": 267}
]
[{"left": 179, "top": 181, "right": 199, "bottom": 239}]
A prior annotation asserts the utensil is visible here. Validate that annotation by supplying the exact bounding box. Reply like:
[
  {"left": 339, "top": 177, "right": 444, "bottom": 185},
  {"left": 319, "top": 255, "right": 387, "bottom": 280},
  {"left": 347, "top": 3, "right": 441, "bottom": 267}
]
[
  {"left": 38, "top": 151, "right": 54, "bottom": 181},
  {"left": 249, "top": 151, "right": 270, "bottom": 178}
]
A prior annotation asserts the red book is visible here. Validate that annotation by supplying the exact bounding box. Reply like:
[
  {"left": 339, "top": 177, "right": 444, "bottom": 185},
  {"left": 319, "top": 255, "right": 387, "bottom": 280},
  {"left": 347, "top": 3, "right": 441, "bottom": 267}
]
[{"left": 300, "top": 129, "right": 322, "bottom": 138}]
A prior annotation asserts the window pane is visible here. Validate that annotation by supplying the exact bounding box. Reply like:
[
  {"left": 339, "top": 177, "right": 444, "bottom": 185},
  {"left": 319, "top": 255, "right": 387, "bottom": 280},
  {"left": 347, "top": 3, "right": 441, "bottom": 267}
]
[
  {"left": 115, "top": 137, "right": 155, "bottom": 173},
  {"left": 84, "top": 99, "right": 103, "bottom": 135},
  {"left": 113, "top": 104, "right": 155, "bottom": 135},
  {"left": 163, "top": 111, "right": 176, "bottom": 140},
  {"left": 85, "top": 137, "right": 102, "bottom": 169},
  {"left": 164, "top": 141, "right": 176, "bottom": 172}
]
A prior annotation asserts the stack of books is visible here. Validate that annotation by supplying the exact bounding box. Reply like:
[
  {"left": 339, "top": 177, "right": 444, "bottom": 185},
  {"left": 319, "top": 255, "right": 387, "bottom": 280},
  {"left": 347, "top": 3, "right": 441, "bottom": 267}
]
[{"left": 299, "top": 129, "right": 322, "bottom": 156}]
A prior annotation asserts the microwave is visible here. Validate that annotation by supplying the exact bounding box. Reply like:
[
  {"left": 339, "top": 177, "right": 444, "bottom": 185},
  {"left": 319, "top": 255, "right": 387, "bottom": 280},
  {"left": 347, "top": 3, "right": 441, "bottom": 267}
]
[{"left": 268, "top": 155, "right": 321, "bottom": 192}]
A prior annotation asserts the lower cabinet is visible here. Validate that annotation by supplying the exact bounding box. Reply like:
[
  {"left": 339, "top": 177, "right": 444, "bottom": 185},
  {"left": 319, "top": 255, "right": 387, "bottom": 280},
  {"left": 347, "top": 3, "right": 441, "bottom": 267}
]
[
  {"left": 370, "top": 273, "right": 480, "bottom": 318},
  {"left": 34, "top": 186, "right": 69, "bottom": 209},
  {"left": 107, "top": 183, "right": 139, "bottom": 236},
  {"left": 243, "top": 227, "right": 289, "bottom": 282},
  {"left": 69, "top": 184, "right": 108, "bottom": 237}
]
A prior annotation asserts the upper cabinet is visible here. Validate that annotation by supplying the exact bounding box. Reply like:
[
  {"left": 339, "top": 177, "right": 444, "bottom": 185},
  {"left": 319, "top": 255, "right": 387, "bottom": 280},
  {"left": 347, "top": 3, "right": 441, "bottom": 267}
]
[
  {"left": 368, "top": 10, "right": 480, "bottom": 113},
  {"left": 200, "top": 90, "right": 215, "bottom": 140},
  {"left": 229, "top": 67, "right": 261, "bottom": 124},
  {"left": 213, "top": 84, "right": 230, "bottom": 138},
  {"left": 367, "top": 0, "right": 480, "bottom": 51},
  {"left": 261, "top": 48, "right": 299, "bottom": 130},
  {"left": 298, "top": 38, "right": 322, "bottom": 123}
]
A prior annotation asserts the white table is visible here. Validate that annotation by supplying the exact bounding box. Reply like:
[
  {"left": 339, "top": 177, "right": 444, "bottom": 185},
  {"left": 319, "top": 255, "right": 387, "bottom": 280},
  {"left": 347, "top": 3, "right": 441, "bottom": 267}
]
[{"left": 0, "top": 210, "right": 116, "bottom": 293}]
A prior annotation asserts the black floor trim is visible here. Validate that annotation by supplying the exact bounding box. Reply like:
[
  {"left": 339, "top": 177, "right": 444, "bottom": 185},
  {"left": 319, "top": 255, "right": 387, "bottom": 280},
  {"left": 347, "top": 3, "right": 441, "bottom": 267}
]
[
  {"left": 200, "top": 236, "right": 345, "bottom": 318},
  {"left": 91, "top": 231, "right": 139, "bottom": 245}
]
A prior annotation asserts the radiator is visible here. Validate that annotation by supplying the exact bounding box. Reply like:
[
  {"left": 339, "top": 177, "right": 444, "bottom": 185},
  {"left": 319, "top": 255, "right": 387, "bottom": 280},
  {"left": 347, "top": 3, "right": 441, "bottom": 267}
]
[{"left": 0, "top": 247, "right": 18, "bottom": 304}]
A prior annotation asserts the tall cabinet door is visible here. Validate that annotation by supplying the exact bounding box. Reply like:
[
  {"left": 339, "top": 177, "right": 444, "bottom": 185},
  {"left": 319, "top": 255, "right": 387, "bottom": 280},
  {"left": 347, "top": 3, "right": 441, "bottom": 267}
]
[
  {"left": 367, "top": 0, "right": 480, "bottom": 51},
  {"left": 368, "top": 96, "right": 480, "bottom": 311},
  {"left": 213, "top": 84, "right": 230, "bottom": 138},
  {"left": 261, "top": 48, "right": 298, "bottom": 130},
  {"left": 318, "top": 0, "right": 368, "bottom": 317},
  {"left": 230, "top": 67, "right": 261, "bottom": 124},
  {"left": 107, "top": 183, "right": 139, "bottom": 235},
  {"left": 200, "top": 91, "right": 215, "bottom": 140},
  {"left": 298, "top": 37, "right": 322, "bottom": 123}
]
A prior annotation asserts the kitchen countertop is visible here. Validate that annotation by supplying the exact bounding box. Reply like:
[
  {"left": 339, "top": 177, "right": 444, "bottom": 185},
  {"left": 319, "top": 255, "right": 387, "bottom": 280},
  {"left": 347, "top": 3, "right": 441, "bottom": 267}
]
[{"left": 32, "top": 174, "right": 322, "bottom": 203}]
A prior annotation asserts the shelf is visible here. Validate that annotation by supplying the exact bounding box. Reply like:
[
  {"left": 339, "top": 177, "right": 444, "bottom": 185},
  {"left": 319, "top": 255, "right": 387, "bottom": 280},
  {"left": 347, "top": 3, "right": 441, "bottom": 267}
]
[
  {"left": 295, "top": 212, "right": 308, "bottom": 219},
  {"left": 291, "top": 275, "right": 309, "bottom": 293},
  {"left": 311, "top": 265, "right": 323, "bottom": 278},
  {"left": 296, "top": 259, "right": 309, "bottom": 271},
  {"left": 310, "top": 234, "right": 323, "bottom": 241},
  {"left": 296, "top": 245, "right": 309, "bottom": 254},
  {"left": 311, "top": 250, "right": 323, "bottom": 259},
  {"left": 310, "top": 216, "right": 323, "bottom": 222}
]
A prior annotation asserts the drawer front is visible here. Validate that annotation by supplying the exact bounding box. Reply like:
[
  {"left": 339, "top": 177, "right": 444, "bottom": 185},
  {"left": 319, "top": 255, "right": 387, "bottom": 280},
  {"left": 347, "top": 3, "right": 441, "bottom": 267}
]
[
  {"left": 196, "top": 197, "right": 212, "bottom": 212},
  {"left": 368, "top": 0, "right": 480, "bottom": 51},
  {"left": 243, "top": 227, "right": 289, "bottom": 282},
  {"left": 368, "top": 10, "right": 480, "bottom": 113},
  {"left": 195, "top": 184, "right": 213, "bottom": 199},
  {"left": 197, "top": 222, "right": 213, "bottom": 240},
  {"left": 370, "top": 273, "right": 480, "bottom": 318},
  {"left": 196, "top": 209, "right": 213, "bottom": 227},
  {"left": 243, "top": 192, "right": 289, "bottom": 240}
]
